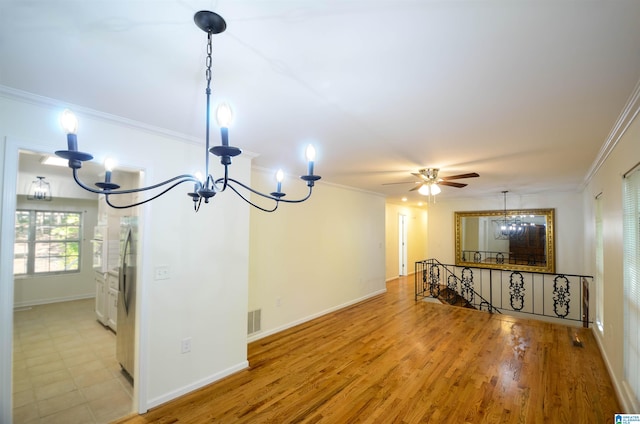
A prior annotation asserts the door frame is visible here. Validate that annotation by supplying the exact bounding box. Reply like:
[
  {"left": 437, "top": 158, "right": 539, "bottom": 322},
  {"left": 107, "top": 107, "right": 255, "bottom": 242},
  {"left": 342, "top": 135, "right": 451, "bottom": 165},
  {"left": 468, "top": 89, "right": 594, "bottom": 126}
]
[
  {"left": 0, "top": 137, "right": 149, "bottom": 421},
  {"left": 398, "top": 213, "right": 408, "bottom": 276}
]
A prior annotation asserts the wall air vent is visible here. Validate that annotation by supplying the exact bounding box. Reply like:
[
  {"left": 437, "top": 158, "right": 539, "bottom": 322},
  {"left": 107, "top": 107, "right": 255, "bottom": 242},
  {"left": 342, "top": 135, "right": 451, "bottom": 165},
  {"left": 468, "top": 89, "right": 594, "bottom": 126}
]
[{"left": 247, "top": 309, "right": 261, "bottom": 335}]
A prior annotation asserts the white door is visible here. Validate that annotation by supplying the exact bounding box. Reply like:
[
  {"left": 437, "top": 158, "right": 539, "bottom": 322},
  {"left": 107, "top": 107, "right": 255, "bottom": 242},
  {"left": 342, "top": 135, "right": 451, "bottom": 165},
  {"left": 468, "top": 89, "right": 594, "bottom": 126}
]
[{"left": 399, "top": 214, "right": 408, "bottom": 276}]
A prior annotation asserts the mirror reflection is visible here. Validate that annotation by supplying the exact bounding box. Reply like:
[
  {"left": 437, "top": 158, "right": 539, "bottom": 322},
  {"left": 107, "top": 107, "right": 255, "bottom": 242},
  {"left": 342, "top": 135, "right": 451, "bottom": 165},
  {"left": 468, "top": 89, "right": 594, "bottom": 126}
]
[{"left": 455, "top": 209, "right": 555, "bottom": 273}]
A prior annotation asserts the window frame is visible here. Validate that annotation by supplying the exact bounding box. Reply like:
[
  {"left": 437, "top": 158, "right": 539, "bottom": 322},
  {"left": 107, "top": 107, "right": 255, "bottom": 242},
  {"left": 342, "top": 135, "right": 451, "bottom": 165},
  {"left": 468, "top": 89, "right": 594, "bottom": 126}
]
[
  {"left": 623, "top": 162, "right": 640, "bottom": 408},
  {"left": 14, "top": 209, "right": 83, "bottom": 277}
]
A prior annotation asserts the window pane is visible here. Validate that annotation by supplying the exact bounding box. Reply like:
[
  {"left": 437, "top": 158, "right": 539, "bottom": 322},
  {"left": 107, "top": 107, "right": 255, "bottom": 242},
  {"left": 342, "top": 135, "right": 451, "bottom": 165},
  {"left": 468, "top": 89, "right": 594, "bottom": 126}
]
[
  {"left": 50, "top": 226, "right": 68, "bottom": 240},
  {"left": 14, "top": 211, "right": 30, "bottom": 241},
  {"left": 35, "top": 225, "right": 51, "bottom": 241},
  {"left": 65, "top": 242, "right": 79, "bottom": 257},
  {"left": 48, "top": 257, "right": 66, "bottom": 272},
  {"left": 13, "top": 257, "right": 27, "bottom": 274},
  {"left": 34, "top": 257, "right": 50, "bottom": 273},
  {"left": 67, "top": 227, "right": 79, "bottom": 239},
  {"left": 65, "top": 255, "right": 79, "bottom": 271}
]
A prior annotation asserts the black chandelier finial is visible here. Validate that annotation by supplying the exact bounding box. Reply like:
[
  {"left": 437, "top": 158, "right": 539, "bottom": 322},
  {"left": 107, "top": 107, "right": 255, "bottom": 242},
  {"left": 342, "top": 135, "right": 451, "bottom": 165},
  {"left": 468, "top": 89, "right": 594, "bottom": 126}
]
[{"left": 55, "top": 10, "right": 320, "bottom": 213}]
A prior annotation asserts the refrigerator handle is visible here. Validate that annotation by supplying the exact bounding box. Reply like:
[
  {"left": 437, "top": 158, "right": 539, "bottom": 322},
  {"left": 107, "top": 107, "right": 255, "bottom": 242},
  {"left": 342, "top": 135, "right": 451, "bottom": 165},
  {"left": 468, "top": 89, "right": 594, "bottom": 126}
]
[{"left": 120, "top": 228, "right": 132, "bottom": 314}]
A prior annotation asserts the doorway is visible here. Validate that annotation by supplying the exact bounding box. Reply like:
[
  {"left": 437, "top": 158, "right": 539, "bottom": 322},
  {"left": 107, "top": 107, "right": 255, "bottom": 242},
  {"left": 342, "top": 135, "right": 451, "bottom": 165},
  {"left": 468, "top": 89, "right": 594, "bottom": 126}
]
[
  {"left": 3, "top": 145, "right": 138, "bottom": 423},
  {"left": 398, "top": 214, "right": 408, "bottom": 276}
]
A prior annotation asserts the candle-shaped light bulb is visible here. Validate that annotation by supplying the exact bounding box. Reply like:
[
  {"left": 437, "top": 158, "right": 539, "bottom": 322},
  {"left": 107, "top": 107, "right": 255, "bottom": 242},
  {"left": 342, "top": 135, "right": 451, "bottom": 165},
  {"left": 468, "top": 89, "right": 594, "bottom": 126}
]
[
  {"left": 104, "top": 157, "right": 116, "bottom": 172},
  {"left": 216, "top": 103, "right": 233, "bottom": 147},
  {"left": 216, "top": 103, "right": 233, "bottom": 128},
  {"left": 306, "top": 144, "right": 316, "bottom": 175},
  {"left": 104, "top": 157, "right": 116, "bottom": 183},
  {"left": 194, "top": 171, "right": 204, "bottom": 191},
  {"left": 275, "top": 169, "right": 284, "bottom": 193},
  {"left": 60, "top": 109, "right": 78, "bottom": 135},
  {"left": 60, "top": 109, "right": 79, "bottom": 152}
]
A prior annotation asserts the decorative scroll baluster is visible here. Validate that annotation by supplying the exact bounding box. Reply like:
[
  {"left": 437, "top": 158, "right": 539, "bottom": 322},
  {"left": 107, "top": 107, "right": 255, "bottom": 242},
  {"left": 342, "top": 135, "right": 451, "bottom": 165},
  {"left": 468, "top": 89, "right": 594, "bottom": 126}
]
[
  {"left": 461, "top": 267, "right": 474, "bottom": 304},
  {"left": 422, "top": 263, "right": 428, "bottom": 292},
  {"left": 447, "top": 274, "right": 458, "bottom": 303},
  {"left": 553, "top": 275, "right": 570, "bottom": 318},
  {"left": 473, "top": 251, "right": 482, "bottom": 263},
  {"left": 496, "top": 252, "right": 504, "bottom": 264},
  {"left": 429, "top": 264, "right": 441, "bottom": 297},
  {"left": 509, "top": 271, "right": 525, "bottom": 311}
]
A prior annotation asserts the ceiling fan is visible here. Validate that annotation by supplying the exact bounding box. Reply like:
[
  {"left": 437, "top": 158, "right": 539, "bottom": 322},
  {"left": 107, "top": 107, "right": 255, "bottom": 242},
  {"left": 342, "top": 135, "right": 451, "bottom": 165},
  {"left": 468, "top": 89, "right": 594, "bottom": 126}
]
[{"left": 384, "top": 168, "right": 479, "bottom": 195}]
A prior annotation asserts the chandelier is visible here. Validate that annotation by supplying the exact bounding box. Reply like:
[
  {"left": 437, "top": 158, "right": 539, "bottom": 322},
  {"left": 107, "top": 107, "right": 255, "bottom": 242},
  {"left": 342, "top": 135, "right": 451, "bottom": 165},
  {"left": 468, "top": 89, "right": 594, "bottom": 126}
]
[
  {"left": 27, "top": 176, "right": 52, "bottom": 201},
  {"left": 55, "top": 10, "right": 320, "bottom": 212},
  {"left": 494, "top": 191, "right": 534, "bottom": 240}
]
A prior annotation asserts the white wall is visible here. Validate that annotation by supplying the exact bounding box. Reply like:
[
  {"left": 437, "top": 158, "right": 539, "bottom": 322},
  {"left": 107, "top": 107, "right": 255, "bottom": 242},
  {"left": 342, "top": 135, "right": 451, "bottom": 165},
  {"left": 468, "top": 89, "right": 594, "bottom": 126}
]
[
  {"left": 425, "top": 191, "right": 584, "bottom": 274},
  {"left": 13, "top": 196, "right": 98, "bottom": 306},
  {"left": 248, "top": 169, "right": 386, "bottom": 340},
  {"left": 0, "top": 89, "right": 250, "bottom": 416},
  {"left": 582, "top": 103, "right": 640, "bottom": 412},
  {"left": 384, "top": 203, "right": 429, "bottom": 281}
]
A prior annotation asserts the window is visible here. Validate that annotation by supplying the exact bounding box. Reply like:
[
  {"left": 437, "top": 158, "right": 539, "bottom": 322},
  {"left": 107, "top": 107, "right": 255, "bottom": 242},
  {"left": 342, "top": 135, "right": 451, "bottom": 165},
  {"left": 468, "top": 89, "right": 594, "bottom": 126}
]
[
  {"left": 623, "top": 163, "right": 640, "bottom": 407},
  {"left": 595, "top": 194, "right": 604, "bottom": 333},
  {"left": 14, "top": 210, "right": 82, "bottom": 276}
]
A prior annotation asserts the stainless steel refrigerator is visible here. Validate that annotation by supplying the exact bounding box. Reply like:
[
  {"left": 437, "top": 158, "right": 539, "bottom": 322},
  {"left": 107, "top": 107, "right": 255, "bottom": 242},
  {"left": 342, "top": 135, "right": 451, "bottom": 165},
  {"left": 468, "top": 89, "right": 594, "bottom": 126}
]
[{"left": 116, "top": 216, "right": 137, "bottom": 381}]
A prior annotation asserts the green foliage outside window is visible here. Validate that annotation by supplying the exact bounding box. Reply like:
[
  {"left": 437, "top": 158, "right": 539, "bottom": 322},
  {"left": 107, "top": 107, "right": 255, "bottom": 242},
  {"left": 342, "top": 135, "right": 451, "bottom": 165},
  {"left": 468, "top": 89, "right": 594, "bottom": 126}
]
[{"left": 14, "top": 210, "right": 82, "bottom": 275}]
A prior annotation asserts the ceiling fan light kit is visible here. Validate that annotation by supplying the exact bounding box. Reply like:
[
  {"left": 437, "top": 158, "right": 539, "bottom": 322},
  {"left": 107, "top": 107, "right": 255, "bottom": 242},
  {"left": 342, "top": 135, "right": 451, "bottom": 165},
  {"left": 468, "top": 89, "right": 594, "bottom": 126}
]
[
  {"left": 392, "top": 168, "right": 479, "bottom": 199},
  {"left": 55, "top": 10, "right": 320, "bottom": 213}
]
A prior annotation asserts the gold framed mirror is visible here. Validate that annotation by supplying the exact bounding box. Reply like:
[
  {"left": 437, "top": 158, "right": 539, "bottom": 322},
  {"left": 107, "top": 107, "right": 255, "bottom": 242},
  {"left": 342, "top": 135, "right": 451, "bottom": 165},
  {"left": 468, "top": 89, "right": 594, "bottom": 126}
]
[{"left": 454, "top": 209, "right": 555, "bottom": 273}]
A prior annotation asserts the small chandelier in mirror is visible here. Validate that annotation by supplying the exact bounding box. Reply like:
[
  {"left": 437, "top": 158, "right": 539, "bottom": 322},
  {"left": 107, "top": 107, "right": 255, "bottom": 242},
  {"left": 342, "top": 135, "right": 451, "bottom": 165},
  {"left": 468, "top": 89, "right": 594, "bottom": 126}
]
[{"left": 494, "top": 191, "right": 527, "bottom": 240}]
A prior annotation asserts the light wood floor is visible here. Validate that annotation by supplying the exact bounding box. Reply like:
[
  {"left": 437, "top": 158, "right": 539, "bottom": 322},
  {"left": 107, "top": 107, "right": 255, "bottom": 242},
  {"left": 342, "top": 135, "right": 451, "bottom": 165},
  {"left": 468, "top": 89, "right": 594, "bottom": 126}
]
[{"left": 116, "top": 276, "right": 620, "bottom": 424}]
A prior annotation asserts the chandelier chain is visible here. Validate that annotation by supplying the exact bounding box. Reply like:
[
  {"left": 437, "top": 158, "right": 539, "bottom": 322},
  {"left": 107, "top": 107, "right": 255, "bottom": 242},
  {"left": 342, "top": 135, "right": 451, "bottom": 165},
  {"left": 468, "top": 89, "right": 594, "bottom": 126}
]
[{"left": 205, "top": 32, "right": 213, "bottom": 91}]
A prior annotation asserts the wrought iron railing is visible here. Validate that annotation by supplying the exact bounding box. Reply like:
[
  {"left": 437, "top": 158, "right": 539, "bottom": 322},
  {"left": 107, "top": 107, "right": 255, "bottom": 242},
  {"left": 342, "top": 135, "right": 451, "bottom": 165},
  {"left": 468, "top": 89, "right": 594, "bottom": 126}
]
[
  {"left": 414, "top": 259, "right": 501, "bottom": 314},
  {"left": 415, "top": 259, "right": 592, "bottom": 327}
]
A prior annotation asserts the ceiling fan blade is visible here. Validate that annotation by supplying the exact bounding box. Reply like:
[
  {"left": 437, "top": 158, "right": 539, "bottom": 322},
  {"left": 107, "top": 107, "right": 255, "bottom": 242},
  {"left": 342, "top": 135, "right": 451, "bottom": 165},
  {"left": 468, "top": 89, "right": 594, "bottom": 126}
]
[
  {"left": 439, "top": 181, "right": 467, "bottom": 188},
  {"left": 411, "top": 172, "right": 427, "bottom": 180},
  {"left": 382, "top": 181, "right": 421, "bottom": 186},
  {"left": 440, "top": 172, "right": 479, "bottom": 180},
  {"left": 409, "top": 184, "right": 423, "bottom": 192}
]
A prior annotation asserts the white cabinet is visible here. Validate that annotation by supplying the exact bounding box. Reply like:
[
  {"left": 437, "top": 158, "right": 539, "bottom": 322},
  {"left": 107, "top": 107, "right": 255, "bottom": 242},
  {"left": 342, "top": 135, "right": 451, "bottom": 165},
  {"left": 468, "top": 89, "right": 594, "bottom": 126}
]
[
  {"left": 95, "top": 271, "right": 118, "bottom": 332},
  {"left": 95, "top": 272, "right": 107, "bottom": 325},
  {"left": 106, "top": 272, "right": 119, "bottom": 332}
]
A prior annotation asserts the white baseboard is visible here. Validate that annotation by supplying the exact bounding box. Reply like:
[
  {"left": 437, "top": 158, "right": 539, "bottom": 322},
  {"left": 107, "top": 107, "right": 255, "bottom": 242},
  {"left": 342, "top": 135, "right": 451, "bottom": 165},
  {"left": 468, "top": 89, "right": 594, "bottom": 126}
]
[
  {"left": 247, "top": 288, "right": 387, "bottom": 343},
  {"left": 145, "top": 360, "right": 249, "bottom": 410},
  {"left": 592, "top": 327, "right": 635, "bottom": 412},
  {"left": 13, "top": 293, "right": 94, "bottom": 309},
  {"left": 386, "top": 271, "right": 416, "bottom": 282}
]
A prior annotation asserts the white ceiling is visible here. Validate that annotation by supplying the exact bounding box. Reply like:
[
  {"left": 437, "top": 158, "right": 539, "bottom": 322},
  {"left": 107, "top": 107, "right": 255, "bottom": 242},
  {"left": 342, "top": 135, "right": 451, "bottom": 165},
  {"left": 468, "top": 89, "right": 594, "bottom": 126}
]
[{"left": 3, "top": 1, "right": 640, "bottom": 206}]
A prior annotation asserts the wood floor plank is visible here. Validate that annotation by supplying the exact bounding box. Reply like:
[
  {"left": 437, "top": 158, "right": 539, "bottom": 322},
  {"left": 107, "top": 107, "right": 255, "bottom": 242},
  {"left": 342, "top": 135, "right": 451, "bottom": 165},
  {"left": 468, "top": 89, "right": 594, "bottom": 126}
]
[{"left": 115, "top": 276, "right": 620, "bottom": 423}]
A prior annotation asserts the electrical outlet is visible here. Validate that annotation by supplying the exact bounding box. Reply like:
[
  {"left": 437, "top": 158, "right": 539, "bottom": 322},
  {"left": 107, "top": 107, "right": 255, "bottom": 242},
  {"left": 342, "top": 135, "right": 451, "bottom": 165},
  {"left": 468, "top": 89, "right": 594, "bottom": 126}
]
[
  {"left": 155, "top": 266, "right": 170, "bottom": 280},
  {"left": 181, "top": 337, "right": 192, "bottom": 354}
]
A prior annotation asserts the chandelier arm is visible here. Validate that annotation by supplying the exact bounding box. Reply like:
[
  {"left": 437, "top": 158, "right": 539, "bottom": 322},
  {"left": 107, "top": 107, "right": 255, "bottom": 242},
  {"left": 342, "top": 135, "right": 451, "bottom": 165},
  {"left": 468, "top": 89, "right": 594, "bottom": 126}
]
[
  {"left": 270, "top": 187, "right": 313, "bottom": 204},
  {"left": 72, "top": 169, "right": 201, "bottom": 195},
  {"left": 222, "top": 182, "right": 279, "bottom": 213},
  {"left": 221, "top": 177, "right": 313, "bottom": 203},
  {"left": 104, "top": 179, "right": 201, "bottom": 209}
]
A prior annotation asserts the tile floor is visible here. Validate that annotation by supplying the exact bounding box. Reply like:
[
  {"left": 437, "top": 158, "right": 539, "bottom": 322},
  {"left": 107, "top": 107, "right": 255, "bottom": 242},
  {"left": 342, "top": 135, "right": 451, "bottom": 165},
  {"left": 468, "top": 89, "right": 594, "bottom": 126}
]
[{"left": 12, "top": 298, "right": 133, "bottom": 423}]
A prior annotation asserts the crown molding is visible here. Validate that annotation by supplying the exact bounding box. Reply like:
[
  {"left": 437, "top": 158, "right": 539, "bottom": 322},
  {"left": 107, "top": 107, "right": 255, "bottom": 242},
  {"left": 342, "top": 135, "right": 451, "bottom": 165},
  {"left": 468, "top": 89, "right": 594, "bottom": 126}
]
[
  {"left": 0, "top": 85, "right": 200, "bottom": 147},
  {"left": 583, "top": 77, "right": 640, "bottom": 188}
]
